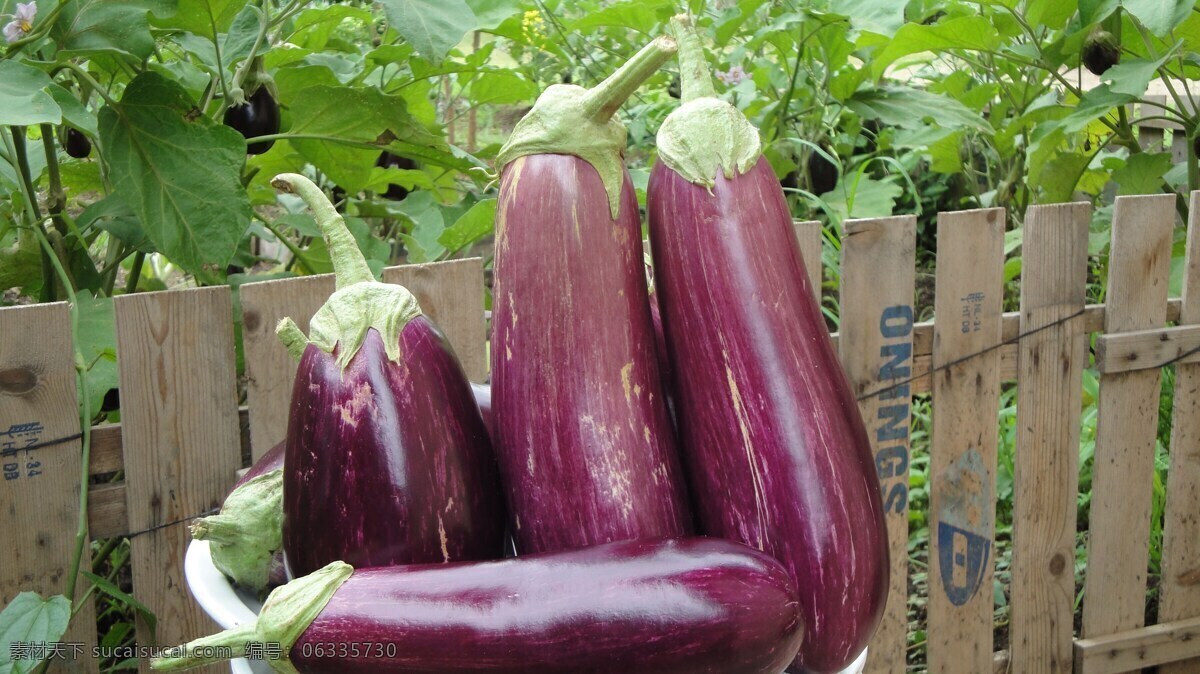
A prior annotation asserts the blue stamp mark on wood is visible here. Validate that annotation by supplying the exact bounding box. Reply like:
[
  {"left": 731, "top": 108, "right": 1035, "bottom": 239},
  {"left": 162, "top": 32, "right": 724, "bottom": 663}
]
[{"left": 936, "top": 447, "right": 992, "bottom": 606}]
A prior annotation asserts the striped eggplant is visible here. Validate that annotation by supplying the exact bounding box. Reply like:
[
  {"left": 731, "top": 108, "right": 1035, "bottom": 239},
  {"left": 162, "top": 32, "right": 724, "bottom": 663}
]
[
  {"left": 152, "top": 537, "right": 803, "bottom": 674},
  {"left": 646, "top": 17, "right": 888, "bottom": 673},
  {"left": 492, "top": 37, "right": 693, "bottom": 554},
  {"left": 271, "top": 174, "right": 505, "bottom": 578}
]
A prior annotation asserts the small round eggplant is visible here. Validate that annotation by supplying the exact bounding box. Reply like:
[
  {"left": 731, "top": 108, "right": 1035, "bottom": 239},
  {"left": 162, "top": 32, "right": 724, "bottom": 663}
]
[
  {"left": 224, "top": 87, "right": 280, "bottom": 155},
  {"left": 64, "top": 128, "right": 91, "bottom": 159},
  {"left": 1082, "top": 29, "right": 1119, "bottom": 76}
]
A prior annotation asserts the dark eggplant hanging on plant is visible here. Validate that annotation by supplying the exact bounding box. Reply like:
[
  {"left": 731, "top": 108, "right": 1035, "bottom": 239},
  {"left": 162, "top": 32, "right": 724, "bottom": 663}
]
[
  {"left": 270, "top": 173, "right": 506, "bottom": 578},
  {"left": 64, "top": 128, "right": 91, "bottom": 158},
  {"left": 647, "top": 16, "right": 888, "bottom": 673}
]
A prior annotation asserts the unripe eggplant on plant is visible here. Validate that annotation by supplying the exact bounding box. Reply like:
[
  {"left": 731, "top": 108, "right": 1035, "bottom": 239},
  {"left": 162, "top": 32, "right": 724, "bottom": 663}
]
[
  {"left": 270, "top": 174, "right": 505, "bottom": 578},
  {"left": 151, "top": 538, "right": 803, "bottom": 674},
  {"left": 647, "top": 16, "right": 888, "bottom": 673},
  {"left": 491, "top": 37, "right": 693, "bottom": 554}
]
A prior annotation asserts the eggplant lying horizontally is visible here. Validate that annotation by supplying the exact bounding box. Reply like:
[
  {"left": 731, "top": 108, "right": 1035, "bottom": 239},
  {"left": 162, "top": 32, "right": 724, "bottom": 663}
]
[
  {"left": 271, "top": 174, "right": 505, "bottom": 578},
  {"left": 491, "top": 37, "right": 692, "bottom": 554},
  {"left": 647, "top": 17, "right": 888, "bottom": 673},
  {"left": 152, "top": 538, "right": 803, "bottom": 674}
]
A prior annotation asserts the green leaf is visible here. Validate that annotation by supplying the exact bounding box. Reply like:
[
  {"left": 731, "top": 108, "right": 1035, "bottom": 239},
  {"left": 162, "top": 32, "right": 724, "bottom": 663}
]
[
  {"left": 1054, "top": 84, "right": 1136, "bottom": 134},
  {"left": 75, "top": 295, "right": 118, "bottom": 416},
  {"left": 465, "top": 0, "right": 520, "bottom": 30},
  {"left": 868, "top": 17, "right": 1001, "bottom": 79},
  {"left": 47, "top": 84, "right": 97, "bottom": 137},
  {"left": 379, "top": 0, "right": 476, "bottom": 64},
  {"left": 0, "top": 229, "right": 42, "bottom": 296},
  {"left": 1030, "top": 151, "right": 1091, "bottom": 203},
  {"left": 78, "top": 195, "right": 154, "bottom": 254},
  {"left": 1103, "top": 52, "right": 1173, "bottom": 97},
  {"left": 53, "top": 0, "right": 174, "bottom": 59},
  {"left": 395, "top": 192, "right": 446, "bottom": 262},
  {"left": 848, "top": 86, "right": 992, "bottom": 133},
  {"left": 834, "top": 0, "right": 905, "bottom": 37},
  {"left": 0, "top": 61, "right": 62, "bottom": 126},
  {"left": 1027, "top": 0, "right": 1078, "bottom": 31},
  {"left": 469, "top": 71, "right": 537, "bottom": 105},
  {"left": 1122, "top": 0, "right": 1191, "bottom": 35},
  {"left": 1079, "top": 0, "right": 1119, "bottom": 24},
  {"left": 0, "top": 592, "right": 70, "bottom": 674},
  {"left": 98, "top": 72, "right": 253, "bottom": 276},
  {"left": 158, "top": 0, "right": 246, "bottom": 39},
  {"left": 80, "top": 572, "right": 156, "bottom": 635},
  {"left": 823, "top": 174, "right": 902, "bottom": 220},
  {"left": 570, "top": 0, "right": 672, "bottom": 32},
  {"left": 438, "top": 198, "right": 495, "bottom": 254},
  {"left": 221, "top": 5, "right": 265, "bottom": 72},
  {"left": 1111, "top": 151, "right": 1172, "bottom": 195}
]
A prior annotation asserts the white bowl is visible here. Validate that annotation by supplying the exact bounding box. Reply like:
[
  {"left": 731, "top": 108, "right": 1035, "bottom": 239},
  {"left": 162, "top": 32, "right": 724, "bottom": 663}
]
[{"left": 184, "top": 540, "right": 868, "bottom": 674}]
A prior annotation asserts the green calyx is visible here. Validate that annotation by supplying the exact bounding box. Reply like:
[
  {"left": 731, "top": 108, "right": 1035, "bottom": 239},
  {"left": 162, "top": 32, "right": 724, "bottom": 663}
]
[
  {"left": 151, "top": 562, "right": 354, "bottom": 673},
  {"left": 496, "top": 36, "right": 677, "bottom": 219},
  {"left": 271, "top": 174, "right": 422, "bottom": 370},
  {"left": 190, "top": 469, "right": 284, "bottom": 592},
  {"left": 656, "top": 14, "right": 761, "bottom": 188}
]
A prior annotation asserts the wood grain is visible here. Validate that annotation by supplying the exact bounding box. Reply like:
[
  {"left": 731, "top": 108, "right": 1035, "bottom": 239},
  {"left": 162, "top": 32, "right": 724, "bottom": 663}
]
[
  {"left": 115, "top": 287, "right": 242, "bottom": 674},
  {"left": 0, "top": 302, "right": 97, "bottom": 673},
  {"left": 1160, "top": 190, "right": 1200, "bottom": 674},
  {"left": 839, "top": 215, "right": 917, "bottom": 674},
  {"left": 1094, "top": 324, "right": 1200, "bottom": 374},
  {"left": 240, "top": 259, "right": 486, "bottom": 460},
  {"left": 927, "top": 208, "right": 1004, "bottom": 673},
  {"left": 1009, "top": 201, "right": 1091, "bottom": 673},
  {"left": 1082, "top": 193, "right": 1176, "bottom": 638},
  {"left": 1073, "top": 616, "right": 1200, "bottom": 674},
  {"left": 793, "top": 219, "right": 823, "bottom": 304}
]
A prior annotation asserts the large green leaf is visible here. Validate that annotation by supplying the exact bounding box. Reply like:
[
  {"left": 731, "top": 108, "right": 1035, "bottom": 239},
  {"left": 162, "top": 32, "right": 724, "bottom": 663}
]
[
  {"left": 1103, "top": 52, "right": 1174, "bottom": 97},
  {"left": 98, "top": 72, "right": 253, "bottom": 275},
  {"left": 47, "top": 84, "right": 96, "bottom": 136},
  {"left": 379, "top": 0, "right": 475, "bottom": 64},
  {"left": 0, "top": 592, "right": 70, "bottom": 674},
  {"left": 1122, "top": 0, "right": 1191, "bottom": 36},
  {"left": 0, "top": 61, "right": 61, "bottom": 126},
  {"left": 0, "top": 228, "right": 42, "bottom": 296},
  {"left": 75, "top": 295, "right": 118, "bottom": 416},
  {"left": 439, "top": 198, "right": 495, "bottom": 254},
  {"left": 469, "top": 71, "right": 537, "bottom": 105},
  {"left": 570, "top": 0, "right": 672, "bottom": 32},
  {"left": 157, "top": 0, "right": 244, "bottom": 38},
  {"left": 867, "top": 17, "right": 1001, "bottom": 78},
  {"left": 52, "top": 0, "right": 175, "bottom": 59},
  {"left": 396, "top": 191, "right": 446, "bottom": 262},
  {"left": 848, "top": 86, "right": 992, "bottom": 133},
  {"left": 466, "top": 0, "right": 520, "bottom": 30},
  {"left": 1111, "top": 152, "right": 1172, "bottom": 195},
  {"left": 1027, "top": 0, "right": 1079, "bottom": 31},
  {"left": 833, "top": 0, "right": 905, "bottom": 38}
]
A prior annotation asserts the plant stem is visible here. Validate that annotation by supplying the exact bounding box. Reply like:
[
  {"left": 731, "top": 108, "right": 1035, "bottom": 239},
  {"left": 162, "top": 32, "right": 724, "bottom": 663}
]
[
  {"left": 125, "top": 252, "right": 145, "bottom": 295},
  {"left": 580, "top": 36, "right": 677, "bottom": 122},
  {"left": 61, "top": 63, "right": 119, "bottom": 108},
  {"left": 259, "top": 215, "right": 307, "bottom": 263},
  {"left": 39, "top": 124, "right": 68, "bottom": 236}
]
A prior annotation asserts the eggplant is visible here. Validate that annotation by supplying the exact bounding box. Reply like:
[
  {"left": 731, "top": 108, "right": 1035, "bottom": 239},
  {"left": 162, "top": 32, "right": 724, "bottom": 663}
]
[
  {"left": 151, "top": 537, "right": 803, "bottom": 674},
  {"left": 271, "top": 174, "right": 505, "bottom": 578},
  {"left": 470, "top": 381, "right": 492, "bottom": 436},
  {"left": 64, "top": 128, "right": 91, "bottom": 158},
  {"left": 491, "top": 36, "right": 692, "bottom": 555},
  {"left": 223, "top": 86, "right": 280, "bottom": 155},
  {"left": 647, "top": 17, "right": 888, "bottom": 673}
]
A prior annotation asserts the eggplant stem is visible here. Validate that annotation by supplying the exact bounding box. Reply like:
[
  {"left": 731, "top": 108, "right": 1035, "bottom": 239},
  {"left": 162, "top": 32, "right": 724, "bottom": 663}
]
[
  {"left": 271, "top": 173, "right": 373, "bottom": 289},
  {"left": 670, "top": 15, "right": 717, "bottom": 103},
  {"left": 150, "top": 624, "right": 255, "bottom": 671},
  {"left": 276, "top": 317, "right": 308, "bottom": 360},
  {"left": 581, "top": 35, "right": 677, "bottom": 122}
]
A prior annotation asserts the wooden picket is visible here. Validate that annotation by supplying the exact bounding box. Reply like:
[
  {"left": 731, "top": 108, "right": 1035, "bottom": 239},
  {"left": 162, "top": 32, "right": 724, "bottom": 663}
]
[
  {"left": 839, "top": 215, "right": 917, "bottom": 674},
  {"left": 13, "top": 197, "right": 1200, "bottom": 672},
  {"left": 927, "top": 208, "right": 1004, "bottom": 672}
]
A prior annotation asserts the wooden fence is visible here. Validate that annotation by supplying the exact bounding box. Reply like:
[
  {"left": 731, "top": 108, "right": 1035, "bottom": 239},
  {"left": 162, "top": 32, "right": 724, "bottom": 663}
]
[{"left": 2, "top": 194, "right": 1200, "bottom": 673}]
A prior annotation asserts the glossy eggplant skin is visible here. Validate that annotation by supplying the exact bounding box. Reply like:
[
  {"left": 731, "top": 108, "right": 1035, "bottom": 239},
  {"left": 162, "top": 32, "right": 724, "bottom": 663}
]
[
  {"left": 469, "top": 382, "right": 492, "bottom": 437},
  {"left": 293, "top": 537, "right": 803, "bottom": 674},
  {"left": 223, "top": 87, "right": 280, "bottom": 155},
  {"left": 233, "top": 441, "right": 284, "bottom": 492},
  {"left": 647, "top": 157, "right": 888, "bottom": 673},
  {"left": 282, "top": 318, "right": 505, "bottom": 577},
  {"left": 492, "top": 153, "right": 692, "bottom": 555}
]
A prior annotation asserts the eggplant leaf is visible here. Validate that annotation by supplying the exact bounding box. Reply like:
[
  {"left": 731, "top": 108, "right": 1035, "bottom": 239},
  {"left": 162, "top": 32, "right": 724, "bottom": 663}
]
[{"left": 0, "top": 592, "right": 70, "bottom": 674}]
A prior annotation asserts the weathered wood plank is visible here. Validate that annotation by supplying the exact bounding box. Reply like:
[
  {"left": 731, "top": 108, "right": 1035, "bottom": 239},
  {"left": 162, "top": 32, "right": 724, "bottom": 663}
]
[
  {"left": 1082, "top": 193, "right": 1176, "bottom": 638},
  {"left": 793, "top": 219, "right": 823, "bottom": 304},
  {"left": 1159, "top": 190, "right": 1200, "bottom": 674},
  {"left": 87, "top": 483, "right": 127, "bottom": 540},
  {"left": 1010, "top": 201, "right": 1091, "bottom": 674},
  {"left": 839, "top": 215, "right": 917, "bottom": 674},
  {"left": 1095, "top": 324, "right": 1200, "bottom": 374},
  {"left": 115, "top": 287, "right": 242, "bottom": 674},
  {"left": 0, "top": 302, "right": 97, "bottom": 673},
  {"left": 927, "top": 208, "right": 1004, "bottom": 673},
  {"left": 1073, "top": 616, "right": 1200, "bottom": 674}
]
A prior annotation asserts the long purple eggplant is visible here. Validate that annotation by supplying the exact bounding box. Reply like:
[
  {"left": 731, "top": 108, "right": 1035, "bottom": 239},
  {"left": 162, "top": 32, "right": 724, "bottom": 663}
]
[
  {"left": 271, "top": 174, "right": 505, "bottom": 578},
  {"left": 646, "top": 17, "right": 888, "bottom": 673},
  {"left": 491, "top": 37, "right": 692, "bottom": 554},
  {"left": 152, "top": 537, "right": 803, "bottom": 674}
]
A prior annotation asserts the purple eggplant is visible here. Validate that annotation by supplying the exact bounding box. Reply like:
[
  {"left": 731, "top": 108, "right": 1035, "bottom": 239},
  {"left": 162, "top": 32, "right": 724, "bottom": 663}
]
[
  {"left": 152, "top": 537, "right": 803, "bottom": 674},
  {"left": 491, "top": 37, "right": 692, "bottom": 555},
  {"left": 470, "top": 381, "right": 492, "bottom": 436},
  {"left": 646, "top": 17, "right": 888, "bottom": 673},
  {"left": 235, "top": 441, "right": 285, "bottom": 490},
  {"left": 271, "top": 174, "right": 505, "bottom": 578}
]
